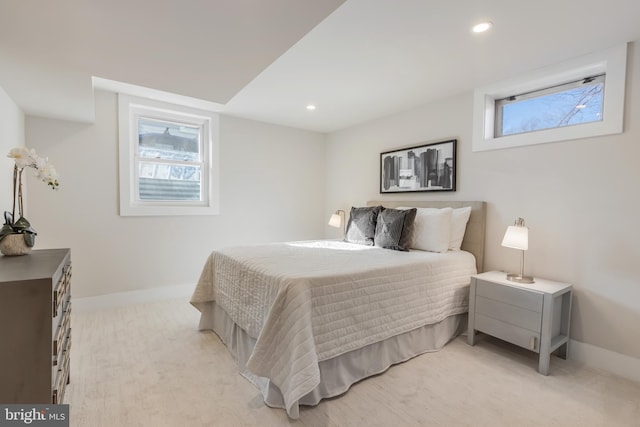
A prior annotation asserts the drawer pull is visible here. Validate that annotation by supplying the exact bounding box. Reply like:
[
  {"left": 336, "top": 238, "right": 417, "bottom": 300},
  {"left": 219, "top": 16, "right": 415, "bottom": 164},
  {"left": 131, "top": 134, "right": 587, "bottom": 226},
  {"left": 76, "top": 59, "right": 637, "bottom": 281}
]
[{"left": 530, "top": 336, "right": 537, "bottom": 350}]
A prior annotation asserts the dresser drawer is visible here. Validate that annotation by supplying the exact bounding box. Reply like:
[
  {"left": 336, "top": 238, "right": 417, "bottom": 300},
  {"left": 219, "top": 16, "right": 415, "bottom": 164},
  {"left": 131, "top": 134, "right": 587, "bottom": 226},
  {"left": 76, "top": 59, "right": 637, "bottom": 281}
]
[
  {"left": 52, "top": 329, "right": 71, "bottom": 404},
  {"left": 52, "top": 261, "right": 71, "bottom": 402},
  {"left": 53, "top": 263, "right": 72, "bottom": 318},
  {"left": 53, "top": 301, "right": 71, "bottom": 358}
]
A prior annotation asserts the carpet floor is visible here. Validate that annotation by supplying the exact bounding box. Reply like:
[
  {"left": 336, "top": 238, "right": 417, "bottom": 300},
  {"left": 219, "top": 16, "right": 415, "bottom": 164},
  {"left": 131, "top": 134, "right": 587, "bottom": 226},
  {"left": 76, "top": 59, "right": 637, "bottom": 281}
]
[{"left": 65, "top": 298, "right": 640, "bottom": 426}]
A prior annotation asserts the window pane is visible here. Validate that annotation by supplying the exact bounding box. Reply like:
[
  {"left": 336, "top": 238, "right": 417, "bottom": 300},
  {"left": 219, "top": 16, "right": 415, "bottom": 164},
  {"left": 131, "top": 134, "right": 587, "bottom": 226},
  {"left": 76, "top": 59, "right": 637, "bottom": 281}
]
[
  {"left": 138, "top": 162, "right": 201, "bottom": 201},
  {"left": 138, "top": 118, "right": 200, "bottom": 161},
  {"left": 499, "top": 81, "right": 604, "bottom": 137}
]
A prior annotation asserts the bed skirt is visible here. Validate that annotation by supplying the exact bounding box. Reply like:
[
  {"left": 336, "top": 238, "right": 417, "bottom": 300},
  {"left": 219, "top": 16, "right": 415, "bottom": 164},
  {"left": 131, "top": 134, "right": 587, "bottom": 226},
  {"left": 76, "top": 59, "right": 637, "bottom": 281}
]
[{"left": 197, "top": 301, "right": 466, "bottom": 417}]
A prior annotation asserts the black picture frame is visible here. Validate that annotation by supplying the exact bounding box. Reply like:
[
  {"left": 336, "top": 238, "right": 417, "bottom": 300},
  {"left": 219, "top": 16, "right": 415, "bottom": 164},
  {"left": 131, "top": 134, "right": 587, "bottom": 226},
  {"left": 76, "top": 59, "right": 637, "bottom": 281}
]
[{"left": 380, "top": 139, "right": 456, "bottom": 193}]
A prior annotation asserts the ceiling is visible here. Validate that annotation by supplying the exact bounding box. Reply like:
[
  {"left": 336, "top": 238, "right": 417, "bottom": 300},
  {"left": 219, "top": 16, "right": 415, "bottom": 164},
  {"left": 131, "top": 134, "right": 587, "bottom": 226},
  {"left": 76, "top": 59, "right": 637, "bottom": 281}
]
[{"left": 1, "top": 0, "right": 639, "bottom": 133}]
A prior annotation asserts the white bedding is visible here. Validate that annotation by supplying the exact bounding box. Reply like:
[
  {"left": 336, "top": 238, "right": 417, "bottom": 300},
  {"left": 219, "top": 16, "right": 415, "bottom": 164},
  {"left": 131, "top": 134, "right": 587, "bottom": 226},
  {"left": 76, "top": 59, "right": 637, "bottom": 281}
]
[{"left": 190, "top": 240, "right": 477, "bottom": 418}]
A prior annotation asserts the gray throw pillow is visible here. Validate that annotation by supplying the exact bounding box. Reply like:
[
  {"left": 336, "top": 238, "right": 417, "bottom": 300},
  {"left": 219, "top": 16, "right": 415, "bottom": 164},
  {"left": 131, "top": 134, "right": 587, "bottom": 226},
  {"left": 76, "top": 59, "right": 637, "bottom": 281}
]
[
  {"left": 344, "top": 206, "right": 382, "bottom": 246},
  {"left": 374, "top": 208, "right": 417, "bottom": 251}
]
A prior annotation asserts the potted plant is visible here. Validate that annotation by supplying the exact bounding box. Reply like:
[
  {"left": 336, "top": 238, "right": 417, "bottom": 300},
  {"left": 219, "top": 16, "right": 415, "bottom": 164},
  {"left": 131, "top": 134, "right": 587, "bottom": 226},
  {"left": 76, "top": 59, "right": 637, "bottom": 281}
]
[{"left": 0, "top": 147, "right": 59, "bottom": 256}]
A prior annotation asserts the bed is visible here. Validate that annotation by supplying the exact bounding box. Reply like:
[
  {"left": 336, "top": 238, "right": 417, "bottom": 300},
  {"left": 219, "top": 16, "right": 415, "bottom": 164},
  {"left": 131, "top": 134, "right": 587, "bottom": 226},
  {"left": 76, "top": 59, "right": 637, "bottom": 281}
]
[{"left": 190, "top": 200, "right": 486, "bottom": 418}]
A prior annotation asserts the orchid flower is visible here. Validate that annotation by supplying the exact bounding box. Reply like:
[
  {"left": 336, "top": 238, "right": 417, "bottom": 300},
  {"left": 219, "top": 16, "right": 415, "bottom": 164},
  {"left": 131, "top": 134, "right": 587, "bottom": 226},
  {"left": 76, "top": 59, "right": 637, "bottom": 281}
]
[{"left": 1, "top": 147, "right": 60, "bottom": 246}]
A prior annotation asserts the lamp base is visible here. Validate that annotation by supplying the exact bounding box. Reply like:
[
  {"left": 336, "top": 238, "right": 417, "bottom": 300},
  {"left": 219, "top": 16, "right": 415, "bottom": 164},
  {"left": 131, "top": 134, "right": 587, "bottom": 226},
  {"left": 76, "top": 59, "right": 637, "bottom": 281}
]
[{"left": 506, "top": 273, "right": 534, "bottom": 284}]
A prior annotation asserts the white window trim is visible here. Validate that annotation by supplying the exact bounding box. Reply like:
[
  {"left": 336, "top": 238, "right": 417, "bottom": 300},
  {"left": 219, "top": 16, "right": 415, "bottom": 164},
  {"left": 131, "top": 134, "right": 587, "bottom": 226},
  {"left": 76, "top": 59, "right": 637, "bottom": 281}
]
[
  {"left": 472, "top": 43, "right": 627, "bottom": 152},
  {"left": 118, "top": 94, "right": 220, "bottom": 216}
]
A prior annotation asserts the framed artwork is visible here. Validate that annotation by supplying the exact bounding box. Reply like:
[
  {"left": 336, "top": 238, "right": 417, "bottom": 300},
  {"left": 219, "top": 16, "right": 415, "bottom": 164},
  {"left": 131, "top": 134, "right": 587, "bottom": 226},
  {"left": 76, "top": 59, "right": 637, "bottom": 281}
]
[{"left": 380, "top": 139, "right": 456, "bottom": 193}]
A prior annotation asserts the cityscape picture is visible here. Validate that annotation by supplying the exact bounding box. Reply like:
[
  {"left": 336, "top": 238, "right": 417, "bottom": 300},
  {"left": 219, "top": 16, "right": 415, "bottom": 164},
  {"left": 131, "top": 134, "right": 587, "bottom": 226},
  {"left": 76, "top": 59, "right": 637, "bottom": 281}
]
[{"left": 380, "top": 139, "right": 456, "bottom": 193}]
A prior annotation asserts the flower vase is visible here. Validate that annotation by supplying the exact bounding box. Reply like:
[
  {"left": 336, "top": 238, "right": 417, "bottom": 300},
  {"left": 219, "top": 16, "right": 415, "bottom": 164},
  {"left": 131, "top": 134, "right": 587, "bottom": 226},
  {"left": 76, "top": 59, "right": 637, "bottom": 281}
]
[{"left": 0, "top": 234, "right": 33, "bottom": 256}]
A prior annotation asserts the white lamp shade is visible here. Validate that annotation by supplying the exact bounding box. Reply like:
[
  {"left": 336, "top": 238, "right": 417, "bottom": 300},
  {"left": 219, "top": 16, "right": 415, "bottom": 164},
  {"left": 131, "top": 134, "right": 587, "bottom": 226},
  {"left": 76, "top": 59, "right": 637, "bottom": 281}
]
[
  {"left": 328, "top": 213, "right": 342, "bottom": 228},
  {"left": 501, "top": 225, "right": 528, "bottom": 250}
]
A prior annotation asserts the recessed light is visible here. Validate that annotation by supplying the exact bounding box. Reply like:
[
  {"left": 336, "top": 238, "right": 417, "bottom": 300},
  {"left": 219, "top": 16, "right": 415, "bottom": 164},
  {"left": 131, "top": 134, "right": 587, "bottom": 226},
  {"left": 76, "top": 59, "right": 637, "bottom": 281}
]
[
  {"left": 306, "top": 105, "right": 316, "bottom": 111},
  {"left": 472, "top": 22, "right": 493, "bottom": 33}
]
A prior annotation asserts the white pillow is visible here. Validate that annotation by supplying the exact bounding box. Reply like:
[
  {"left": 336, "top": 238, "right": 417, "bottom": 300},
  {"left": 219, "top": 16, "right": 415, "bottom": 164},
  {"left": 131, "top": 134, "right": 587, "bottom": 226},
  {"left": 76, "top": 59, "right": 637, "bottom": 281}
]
[
  {"left": 449, "top": 206, "right": 472, "bottom": 251},
  {"left": 398, "top": 207, "right": 452, "bottom": 253}
]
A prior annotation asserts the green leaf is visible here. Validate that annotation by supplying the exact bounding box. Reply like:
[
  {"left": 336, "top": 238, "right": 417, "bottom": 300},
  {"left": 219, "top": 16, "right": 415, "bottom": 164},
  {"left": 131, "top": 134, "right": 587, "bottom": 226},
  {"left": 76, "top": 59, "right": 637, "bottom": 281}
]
[
  {"left": 13, "top": 217, "right": 36, "bottom": 234},
  {"left": 13, "top": 216, "right": 31, "bottom": 230},
  {"left": 3, "top": 211, "right": 12, "bottom": 225},
  {"left": 23, "top": 233, "right": 36, "bottom": 247},
  {"left": 0, "top": 224, "right": 15, "bottom": 241}
]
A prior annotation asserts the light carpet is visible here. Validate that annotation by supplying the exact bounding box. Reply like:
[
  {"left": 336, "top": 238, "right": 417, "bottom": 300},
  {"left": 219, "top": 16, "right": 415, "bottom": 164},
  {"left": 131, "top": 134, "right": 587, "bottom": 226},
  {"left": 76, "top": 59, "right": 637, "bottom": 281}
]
[{"left": 65, "top": 298, "right": 640, "bottom": 426}]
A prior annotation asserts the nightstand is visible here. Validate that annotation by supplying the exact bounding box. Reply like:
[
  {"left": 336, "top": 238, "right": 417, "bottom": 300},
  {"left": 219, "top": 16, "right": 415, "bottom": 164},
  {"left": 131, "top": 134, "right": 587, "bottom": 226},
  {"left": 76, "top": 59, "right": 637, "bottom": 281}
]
[{"left": 467, "top": 271, "right": 572, "bottom": 375}]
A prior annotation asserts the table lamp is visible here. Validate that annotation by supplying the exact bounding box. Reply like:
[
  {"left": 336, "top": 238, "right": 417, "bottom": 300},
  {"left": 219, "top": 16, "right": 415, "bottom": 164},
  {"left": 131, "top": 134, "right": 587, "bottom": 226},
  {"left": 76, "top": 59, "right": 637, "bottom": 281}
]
[
  {"left": 501, "top": 218, "right": 534, "bottom": 284},
  {"left": 328, "top": 210, "right": 346, "bottom": 236}
]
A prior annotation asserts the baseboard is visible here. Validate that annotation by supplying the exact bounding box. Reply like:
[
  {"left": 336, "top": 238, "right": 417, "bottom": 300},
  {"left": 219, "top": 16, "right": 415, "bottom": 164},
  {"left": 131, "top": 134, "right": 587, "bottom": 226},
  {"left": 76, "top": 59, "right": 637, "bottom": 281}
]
[
  {"left": 72, "top": 283, "right": 193, "bottom": 313},
  {"left": 570, "top": 339, "right": 640, "bottom": 384}
]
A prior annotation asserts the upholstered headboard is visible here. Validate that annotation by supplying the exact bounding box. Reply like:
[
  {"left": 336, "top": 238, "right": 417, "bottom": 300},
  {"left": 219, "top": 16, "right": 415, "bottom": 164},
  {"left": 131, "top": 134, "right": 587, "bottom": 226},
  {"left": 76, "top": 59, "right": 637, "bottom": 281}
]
[{"left": 367, "top": 200, "right": 486, "bottom": 273}]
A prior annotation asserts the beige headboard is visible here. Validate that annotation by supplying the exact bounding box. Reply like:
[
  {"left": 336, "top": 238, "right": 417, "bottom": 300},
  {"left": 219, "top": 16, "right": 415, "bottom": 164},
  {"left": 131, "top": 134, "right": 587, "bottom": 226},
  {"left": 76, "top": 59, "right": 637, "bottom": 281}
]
[{"left": 367, "top": 200, "right": 486, "bottom": 273}]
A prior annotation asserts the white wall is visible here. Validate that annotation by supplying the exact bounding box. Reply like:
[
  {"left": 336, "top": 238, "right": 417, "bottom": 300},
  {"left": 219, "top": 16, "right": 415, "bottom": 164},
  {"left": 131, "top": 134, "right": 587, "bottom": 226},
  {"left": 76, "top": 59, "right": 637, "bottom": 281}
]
[
  {"left": 13, "top": 41, "right": 639, "bottom": 376},
  {"left": 325, "top": 42, "right": 640, "bottom": 364},
  {"left": 25, "top": 90, "right": 326, "bottom": 298},
  {"left": 0, "top": 85, "right": 24, "bottom": 213}
]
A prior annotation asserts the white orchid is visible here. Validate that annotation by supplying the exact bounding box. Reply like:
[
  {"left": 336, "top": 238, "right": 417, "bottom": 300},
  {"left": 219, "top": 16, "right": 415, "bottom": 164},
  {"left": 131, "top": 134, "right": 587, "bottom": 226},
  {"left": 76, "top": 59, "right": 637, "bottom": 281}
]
[
  {"left": 7, "top": 147, "right": 38, "bottom": 169},
  {"left": 36, "top": 162, "right": 59, "bottom": 189},
  {"left": 7, "top": 147, "right": 59, "bottom": 190},
  {"left": 1, "top": 147, "right": 60, "bottom": 247}
]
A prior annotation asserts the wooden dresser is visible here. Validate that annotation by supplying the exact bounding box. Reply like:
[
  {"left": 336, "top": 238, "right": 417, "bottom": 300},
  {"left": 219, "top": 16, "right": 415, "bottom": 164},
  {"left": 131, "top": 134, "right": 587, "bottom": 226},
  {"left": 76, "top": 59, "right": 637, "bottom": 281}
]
[{"left": 0, "top": 248, "right": 72, "bottom": 404}]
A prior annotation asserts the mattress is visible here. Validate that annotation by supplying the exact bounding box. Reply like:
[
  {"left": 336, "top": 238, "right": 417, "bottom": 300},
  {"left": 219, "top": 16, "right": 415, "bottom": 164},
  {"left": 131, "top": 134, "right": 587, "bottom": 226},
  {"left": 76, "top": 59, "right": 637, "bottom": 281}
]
[{"left": 191, "top": 240, "right": 477, "bottom": 418}]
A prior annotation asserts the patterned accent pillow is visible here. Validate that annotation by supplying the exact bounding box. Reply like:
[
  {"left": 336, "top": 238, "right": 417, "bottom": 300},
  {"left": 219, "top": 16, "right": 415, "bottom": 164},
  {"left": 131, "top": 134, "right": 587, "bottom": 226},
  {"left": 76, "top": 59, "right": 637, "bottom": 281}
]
[
  {"left": 374, "top": 208, "right": 417, "bottom": 251},
  {"left": 344, "top": 206, "right": 383, "bottom": 246}
]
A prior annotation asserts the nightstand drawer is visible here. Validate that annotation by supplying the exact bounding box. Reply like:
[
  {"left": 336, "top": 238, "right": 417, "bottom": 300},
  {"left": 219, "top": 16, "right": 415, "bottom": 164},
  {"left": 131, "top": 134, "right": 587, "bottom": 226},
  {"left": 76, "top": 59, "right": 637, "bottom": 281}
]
[
  {"left": 476, "top": 279, "right": 543, "bottom": 312},
  {"left": 475, "top": 313, "right": 540, "bottom": 352},
  {"left": 475, "top": 296, "right": 542, "bottom": 332}
]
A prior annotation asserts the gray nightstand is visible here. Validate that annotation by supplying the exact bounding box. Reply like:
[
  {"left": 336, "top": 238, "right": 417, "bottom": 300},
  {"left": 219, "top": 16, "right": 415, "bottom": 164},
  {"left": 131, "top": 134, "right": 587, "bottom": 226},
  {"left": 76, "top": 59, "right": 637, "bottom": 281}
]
[{"left": 467, "top": 271, "right": 572, "bottom": 375}]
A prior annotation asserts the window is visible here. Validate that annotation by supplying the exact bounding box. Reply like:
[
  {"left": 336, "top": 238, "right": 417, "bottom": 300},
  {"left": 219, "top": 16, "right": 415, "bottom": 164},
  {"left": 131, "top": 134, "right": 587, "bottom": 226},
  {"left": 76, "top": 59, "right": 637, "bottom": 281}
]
[
  {"left": 472, "top": 43, "right": 627, "bottom": 152},
  {"left": 137, "top": 118, "right": 202, "bottom": 201},
  {"left": 495, "top": 74, "right": 605, "bottom": 137},
  {"left": 118, "top": 95, "right": 220, "bottom": 216}
]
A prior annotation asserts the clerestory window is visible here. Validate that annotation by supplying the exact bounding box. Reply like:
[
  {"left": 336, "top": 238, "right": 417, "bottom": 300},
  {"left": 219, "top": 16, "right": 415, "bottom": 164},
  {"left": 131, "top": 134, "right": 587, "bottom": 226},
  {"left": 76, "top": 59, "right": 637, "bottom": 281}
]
[
  {"left": 472, "top": 44, "right": 627, "bottom": 152},
  {"left": 495, "top": 74, "right": 605, "bottom": 138}
]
